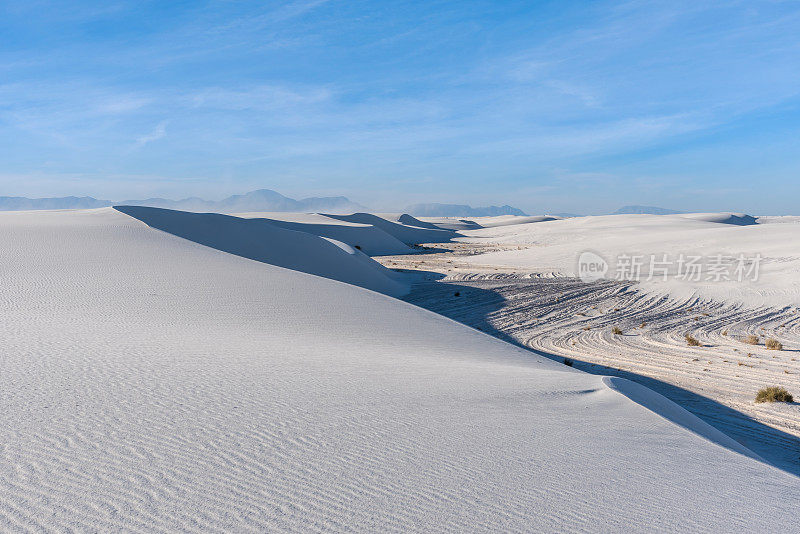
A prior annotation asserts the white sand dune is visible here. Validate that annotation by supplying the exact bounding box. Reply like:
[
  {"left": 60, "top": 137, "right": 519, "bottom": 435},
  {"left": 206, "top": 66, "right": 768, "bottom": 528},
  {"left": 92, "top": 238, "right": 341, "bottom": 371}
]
[
  {"left": 376, "top": 212, "right": 444, "bottom": 230},
  {"left": 116, "top": 205, "right": 409, "bottom": 297},
  {"left": 675, "top": 212, "right": 758, "bottom": 225},
  {"left": 322, "top": 212, "right": 454, "bottom": 244},
  {"left": 753, "top": 215, "right": 800, "bottom": 224},
  {"left": 471, "top": 214, "right": 562, "bottom": 228},
  {"left": 418, "top": 214, "right": 561, "bottom": 230},
  {"left": 233, "top": 211, "right": 412, "bottom": 256},
  {"left": 414, "top": 217, "right": 484, "bottom": 231},
  {"left": 2, "top": 207, "right": 799, "bottom": 531},
  {"left": 457, "top": 213, "right": 800, "bottom": 307}
]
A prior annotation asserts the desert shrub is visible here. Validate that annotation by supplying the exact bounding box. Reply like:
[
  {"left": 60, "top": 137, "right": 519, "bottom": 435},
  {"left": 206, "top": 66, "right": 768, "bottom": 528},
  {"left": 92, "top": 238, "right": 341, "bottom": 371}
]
[
  {"left": 685, "top": 334, "right": 702, "bottom": 347},
  {"left": 612, "top": 327, "right": 623, "bottom": 335},
  {"left": 765, "top": 338, "right": 783, "bottom": 350},
  {"left": 744, "top": 335, "right": 760, "bottom": 345},
  {"left": 755, "top": 387, "right": 793, "bottom": 403}
]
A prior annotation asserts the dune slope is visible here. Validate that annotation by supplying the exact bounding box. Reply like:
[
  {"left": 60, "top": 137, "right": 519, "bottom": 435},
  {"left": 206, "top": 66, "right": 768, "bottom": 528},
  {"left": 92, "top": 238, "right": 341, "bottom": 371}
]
[
  {"left": 233, "top": 211, "right": 412, "bottom": 256},
  {"left": 322, "top": 212, "right": 454, "bottom": 244},
  {"left": 0, "top": 208, "right": 798, "bottom": 532},
  {"left": 115, "top": 205, "right": 408, "bottom": 296}
]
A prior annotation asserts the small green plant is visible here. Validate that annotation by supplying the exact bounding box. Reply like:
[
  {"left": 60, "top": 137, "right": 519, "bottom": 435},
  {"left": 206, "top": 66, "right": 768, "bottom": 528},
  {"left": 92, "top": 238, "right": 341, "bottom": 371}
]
[
  {"left": 755, "top": 387, "right": 793, "bottom": 403},
  {"left": 765, "top": 338, "right": 783, "bottom": 350},
  {"left": 685, "top": 334, "right": 702, "bottom": 347},
  {"left": 612, "top": 327, "right": 623, "bottom": 335},
  {"left": 744, "top": 335, "right": 760, "bottom": 345}
]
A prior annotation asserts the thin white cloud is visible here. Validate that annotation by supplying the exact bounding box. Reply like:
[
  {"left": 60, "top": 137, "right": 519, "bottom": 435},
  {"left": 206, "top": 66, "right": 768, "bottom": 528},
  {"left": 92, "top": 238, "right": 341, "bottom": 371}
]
[
  {"left": 95, "top": 96, "right": 152, "bottom": 115},
  {"left": 275, "top": 0, "right": 332, "bottom": 21},
  {"left": 190, "top": 85, "right": 332, "bottom": 110},
  {"left": 133, "top": 121, "right": 168, "bottom": 149}
]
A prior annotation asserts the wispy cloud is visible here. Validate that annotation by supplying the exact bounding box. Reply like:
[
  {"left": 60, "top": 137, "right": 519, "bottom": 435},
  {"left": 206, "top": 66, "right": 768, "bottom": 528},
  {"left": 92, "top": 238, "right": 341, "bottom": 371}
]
[
  {"left": 133, "top": 121, "right": 168, "bottom": 150},
  {"left": 190, "top": 85, "right": 332, "bottom": 110},
  {"left": 274, "top": 0, "right": 333, "bottom": 21}
]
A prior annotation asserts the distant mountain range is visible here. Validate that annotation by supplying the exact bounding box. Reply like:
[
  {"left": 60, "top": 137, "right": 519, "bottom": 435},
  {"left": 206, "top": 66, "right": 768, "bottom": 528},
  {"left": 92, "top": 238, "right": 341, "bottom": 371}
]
[
  {"left": 404, "top": 203, "right": 527, "bottom": 217},
  {"left": 0, "top": 196, "right": 111, "bottom": 211},
  {"left": 613, "top": 205, "right": 683, "bottom": 215},
  {"left": 0, "top": 189, "right": 367, "bottom": 214}
]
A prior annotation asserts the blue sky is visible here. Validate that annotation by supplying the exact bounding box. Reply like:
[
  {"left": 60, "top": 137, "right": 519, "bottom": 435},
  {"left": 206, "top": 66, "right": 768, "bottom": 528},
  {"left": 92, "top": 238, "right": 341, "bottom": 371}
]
[{"left": 1, "top": 0, "right": 799, "bottom": 213}]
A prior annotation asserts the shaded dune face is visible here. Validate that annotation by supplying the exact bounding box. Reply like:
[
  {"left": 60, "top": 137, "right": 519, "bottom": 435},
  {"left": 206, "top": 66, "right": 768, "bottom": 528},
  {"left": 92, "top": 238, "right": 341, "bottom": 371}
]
[
  {"left": 322, "top": 212, "right": 455, "bottom": 244},
  {"left": 114, "top": 205, "right": 408, "bottom": 296},
  {"left": 674, "top": 213, "right": 758, "bottom": 225},
  {"left": 233, "top": 212, "right": 413, "bottom": 256}
]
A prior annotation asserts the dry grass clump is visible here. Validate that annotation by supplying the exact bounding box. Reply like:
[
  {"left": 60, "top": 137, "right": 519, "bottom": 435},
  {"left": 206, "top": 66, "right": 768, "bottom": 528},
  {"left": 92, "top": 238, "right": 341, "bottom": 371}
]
[
  {"left": 685, "top": 334, "right": 702, "bottom": 347},
  {"left": 744, "top": 335, "right": 760, "bottom": 345},
  {"left": 765, "top": 338, "right": 783, "bottom": 350},
  {"left": 755, "top": 386, "right": 793, "bottom": 403},
  {"left": 612, "top": 327, "right": 623, "bottom": 335}
]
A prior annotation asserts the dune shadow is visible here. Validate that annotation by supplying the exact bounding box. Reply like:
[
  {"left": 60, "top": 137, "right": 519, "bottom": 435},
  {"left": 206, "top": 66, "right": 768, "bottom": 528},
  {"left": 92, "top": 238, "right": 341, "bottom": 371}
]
[
  {"left": 402, "top": 278, "right": 800, "bottom": 478},
  {"left": 114, "top": 205, "right": 407, "bottom": 296}
]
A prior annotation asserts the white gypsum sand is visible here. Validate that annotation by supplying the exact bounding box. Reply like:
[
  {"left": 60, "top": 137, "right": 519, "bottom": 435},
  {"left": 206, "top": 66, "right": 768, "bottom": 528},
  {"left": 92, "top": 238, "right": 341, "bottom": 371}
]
[
  {"left": 375, "top": 212, "right": 800, "bottom": 474},
  {"left": 455, "top": 213, "right": 800, "bottom": 307},
  {"left": 233, "top": 211, "right": 413, "bottom": 256},
  {"left": 1, "top": 207, "right": 799, "bottom": 531}
]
